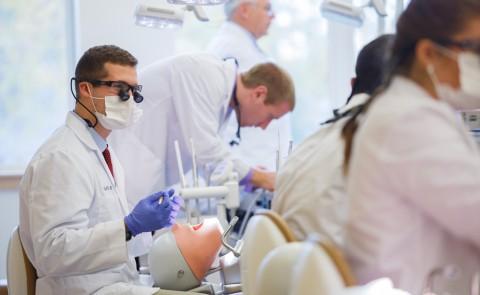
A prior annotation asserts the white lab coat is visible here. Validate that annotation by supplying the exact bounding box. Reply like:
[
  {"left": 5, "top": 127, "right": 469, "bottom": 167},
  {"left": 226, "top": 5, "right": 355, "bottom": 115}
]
[
  {"left": 207, "top": 21, "right": 292, "bottom": 170},
  {"left": 110, "top": 54, "right": 249, "bottom": 206},
  {"left": 346, "top": 77, "right": 480, "bottom": 295},
  {"left": 272, "top": 94, "right": 368, "bottom": 245},
  {"left": 19, "top": 112, "right": 157, "bottom": 295}
]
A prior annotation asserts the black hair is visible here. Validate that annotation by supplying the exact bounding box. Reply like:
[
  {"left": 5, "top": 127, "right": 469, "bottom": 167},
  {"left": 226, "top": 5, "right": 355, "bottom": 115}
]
[
  {"left": 322, "top": 34, "right": 394, "bottom": 126},
  {"left": 346, "top": 34, "right": 395, "bottom": 104}
]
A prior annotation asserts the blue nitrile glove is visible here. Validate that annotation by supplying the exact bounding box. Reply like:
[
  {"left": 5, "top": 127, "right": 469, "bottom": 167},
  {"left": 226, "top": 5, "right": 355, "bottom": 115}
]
[{"left": 124, "top": 189, "right": 183, "bottom": 236}]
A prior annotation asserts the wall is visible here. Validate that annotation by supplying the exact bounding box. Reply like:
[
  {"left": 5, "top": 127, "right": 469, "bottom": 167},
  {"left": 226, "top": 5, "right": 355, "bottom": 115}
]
[
  {"left": 326, "top": 22, "right": 356, "bottom": 112},
  {"left": 75, "top": 0, "right": 176, "bottom": 68}
]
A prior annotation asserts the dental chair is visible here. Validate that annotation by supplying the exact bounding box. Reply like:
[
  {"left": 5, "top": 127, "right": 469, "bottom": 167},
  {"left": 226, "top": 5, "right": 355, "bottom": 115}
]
[
  {"left": 7, "top": 226, "right": 37, "bottom": 295},
  {"left": 0, "top": 283, "right": 6, "bottom": 295},
  {"left": 255, "top": 236, "right": 411, "bottom": 295},
  {"left": 289, "top": 240, "right": 356, "bottom": 295},
  {"left": 240, "top": 210, "right": 297, "bottom": 295},
  {"left": 254, "top": 236, "right": 356, "bottom": 295},
  {"left": 253, "top": 242, "right": 309, "bottom": 295}
]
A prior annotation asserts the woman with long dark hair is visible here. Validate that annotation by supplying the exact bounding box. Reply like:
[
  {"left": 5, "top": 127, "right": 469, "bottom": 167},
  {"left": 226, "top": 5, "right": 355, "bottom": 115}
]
[
  {"left": 272, "top": 34, "right": 394, "bottom": 246},
  {"left": 342, "top": 0, "right": 480, "bottom": 294}
]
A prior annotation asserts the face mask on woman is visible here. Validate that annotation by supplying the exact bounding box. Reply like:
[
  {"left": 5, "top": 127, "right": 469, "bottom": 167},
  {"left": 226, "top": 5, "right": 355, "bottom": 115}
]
[{"left": 427, "top": 46, "right": 480, "bottom": 110}]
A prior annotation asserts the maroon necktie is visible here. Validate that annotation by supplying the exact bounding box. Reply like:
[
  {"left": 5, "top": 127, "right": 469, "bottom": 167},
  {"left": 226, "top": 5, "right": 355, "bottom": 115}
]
[{"left": 102, "top": 146, "right": 114, "bottom": 177}]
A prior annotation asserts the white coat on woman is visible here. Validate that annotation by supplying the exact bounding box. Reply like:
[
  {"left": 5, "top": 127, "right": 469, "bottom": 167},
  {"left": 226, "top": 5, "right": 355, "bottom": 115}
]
[
  {"left": 346, "top": 76, "right": 480, "bottom": 295},
  {"left": 272, "top": 93, "right": 368, "bottom": 245}
]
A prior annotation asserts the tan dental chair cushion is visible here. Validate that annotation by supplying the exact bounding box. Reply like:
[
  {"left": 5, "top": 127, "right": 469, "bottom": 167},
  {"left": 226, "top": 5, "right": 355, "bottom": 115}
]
[
  {"left": 7, "top": 227, "right": 37, "bottom": 295},
  {"left": 240, "top": 210, "right": 296, "bottom": 295}
]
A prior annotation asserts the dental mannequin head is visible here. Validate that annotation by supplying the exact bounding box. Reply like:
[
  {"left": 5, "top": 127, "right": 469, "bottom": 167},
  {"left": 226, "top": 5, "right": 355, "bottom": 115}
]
[{"left": 149, "top": 218, "right": 223, "bottom": 291}]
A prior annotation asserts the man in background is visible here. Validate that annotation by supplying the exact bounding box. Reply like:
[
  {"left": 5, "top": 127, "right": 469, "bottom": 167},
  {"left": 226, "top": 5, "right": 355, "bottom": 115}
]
[
  {"left": 110, "top": 54, "right": 295, "bottom": 211},
  {"left": 207, "top": 0, "right": 292, "bottom": 172}
]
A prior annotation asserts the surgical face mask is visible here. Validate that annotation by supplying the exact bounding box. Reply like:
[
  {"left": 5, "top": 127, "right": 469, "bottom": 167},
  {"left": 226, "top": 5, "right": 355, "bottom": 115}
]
[
  {"left": 88, "top": 87, "right": 143, "bottom": 130},
  {"left": 427, "top": 48, "right": 480, "bottom": 110}
]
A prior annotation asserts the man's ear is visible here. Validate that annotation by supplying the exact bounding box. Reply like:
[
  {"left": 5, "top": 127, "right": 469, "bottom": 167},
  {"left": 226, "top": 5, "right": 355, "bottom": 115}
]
[
  {"left": 238, "top": 2, "right": 252, "bottom": 19},
  {"left": 78, "top": 81, "right": 92, "bottom": 100},
  {"left": 254, "top": 85, "right": 268, "bottom": 103}
]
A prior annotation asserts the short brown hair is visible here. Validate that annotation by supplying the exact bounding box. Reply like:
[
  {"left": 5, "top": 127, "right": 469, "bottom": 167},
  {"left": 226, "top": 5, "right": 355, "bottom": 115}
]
[
  {"left": 75, "top": 45, "right": 137, "bottom": 84},
  {"left": 241, "top": 62, "right": 295, "bottom": 110}
]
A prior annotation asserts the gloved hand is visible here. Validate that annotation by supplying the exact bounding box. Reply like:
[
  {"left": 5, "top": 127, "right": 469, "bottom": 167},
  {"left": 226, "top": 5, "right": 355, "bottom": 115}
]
[{"left": 124, "top": 189, "right": 183, "bottom": 236}]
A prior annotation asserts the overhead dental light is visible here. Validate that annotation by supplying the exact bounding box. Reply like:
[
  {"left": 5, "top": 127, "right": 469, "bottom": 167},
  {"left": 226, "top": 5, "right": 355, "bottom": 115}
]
[
  {"left": 134, "top": 3, "right": 209, "bottom": 29},
  {"left": 320, "top": 0, "right": 387, "bottom": 28},
  {"left": 135, "top": 4, "right": 185, "bottom": 29},
  {"left": 166, "top": 0, "right": 228, "bottom": 5}
]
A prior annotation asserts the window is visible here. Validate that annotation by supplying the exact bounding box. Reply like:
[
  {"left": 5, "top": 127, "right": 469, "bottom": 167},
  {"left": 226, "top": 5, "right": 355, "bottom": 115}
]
[
  {"left": 0, "top": 0, "right": 75, "bottom": 172},
  {"left": 174, "top": 0, "right": 406, "bottom": 142}
]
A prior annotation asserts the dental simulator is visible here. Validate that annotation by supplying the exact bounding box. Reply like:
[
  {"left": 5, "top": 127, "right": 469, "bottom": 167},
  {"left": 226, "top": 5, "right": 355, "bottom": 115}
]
[{"left": 148, "top": 139, "right": 243, "bottom": 294}]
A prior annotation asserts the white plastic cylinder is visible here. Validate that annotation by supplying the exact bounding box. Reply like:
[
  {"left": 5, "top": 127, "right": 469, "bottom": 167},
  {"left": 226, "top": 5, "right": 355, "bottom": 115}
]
[{"left": 179, "top": 186, "right": 229, "bottom": 200}]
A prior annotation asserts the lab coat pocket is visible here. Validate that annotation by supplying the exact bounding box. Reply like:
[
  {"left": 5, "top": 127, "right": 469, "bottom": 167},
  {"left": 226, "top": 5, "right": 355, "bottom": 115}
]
[{"left": 92, "top": 179, "right": 125, "bottom": 223}]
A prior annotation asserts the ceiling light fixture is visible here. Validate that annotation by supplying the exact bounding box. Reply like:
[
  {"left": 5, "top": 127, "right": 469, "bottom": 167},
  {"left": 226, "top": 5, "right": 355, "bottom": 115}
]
[
  {"left": 134, "top": 3, "right": 210, "bottom": 29},
  {"left": 166, "top": 0, "right": 228, "bottom": 5},
  {"left": 320, "top": 0, "right": 387, "bottom": 27}
]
